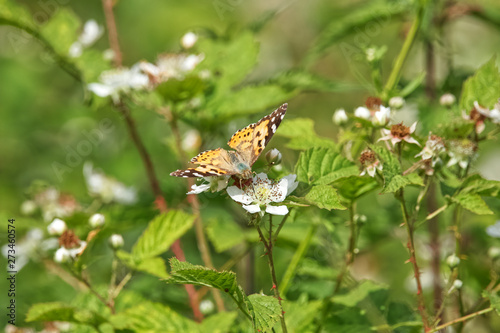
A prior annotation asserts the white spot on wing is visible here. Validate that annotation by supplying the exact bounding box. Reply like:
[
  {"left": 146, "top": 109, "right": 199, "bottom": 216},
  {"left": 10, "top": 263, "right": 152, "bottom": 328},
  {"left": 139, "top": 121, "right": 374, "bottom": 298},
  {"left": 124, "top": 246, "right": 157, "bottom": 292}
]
[{"left": 271, "top": 124, "right": 276, "bottom": 133}]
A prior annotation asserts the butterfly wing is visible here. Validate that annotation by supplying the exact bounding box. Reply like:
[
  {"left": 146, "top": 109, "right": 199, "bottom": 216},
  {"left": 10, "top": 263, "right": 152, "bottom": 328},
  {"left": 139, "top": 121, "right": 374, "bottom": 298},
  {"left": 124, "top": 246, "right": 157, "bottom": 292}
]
[
  {"left": 227, "top": 103, "right": 287, "bottom": 166},
  {"left": 170, "top": 148, "right": 239, "bottom": 178}
]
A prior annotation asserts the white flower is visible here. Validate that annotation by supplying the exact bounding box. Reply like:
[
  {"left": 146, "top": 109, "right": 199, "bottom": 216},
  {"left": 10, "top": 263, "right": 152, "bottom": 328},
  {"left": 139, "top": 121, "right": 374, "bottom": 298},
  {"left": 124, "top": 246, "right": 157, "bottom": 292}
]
[
  {"left": 439, "top": 93, "right": 456, "bottom": 106},
  {"left": 54, "top": 247, "right": 71, "bottom": 263},
  {"left": 372, "top": 105, "right": 391, "bottom": 126},
  {"left": 389, "top": 96, "right": 405, "bottom": 109},
  {"left": 226, "top": 173, "right": 298, "bottom": 216},
  {"left": 182, "top": 130, "right": 201, "bottom": 152},
  {"left": 109, "top": 234, "right": 124, "bottom": 249},
  {"left": 354, "top": 106, "right": 371, "bottom": 120},
  {"left": 89, "top": 213, "right": 105, "bottom": 228},
  {"left": 486, "top": 221, "right": 500, "bottom": 238},
  {"left": 333, "top": 109, "right": 348, "bottom": 125},
  {"left": 187, "top": 176, "right": 230, "bottom": 195},
  {"left": 48, "top": 218, "right": 67, "bottom": 236},
  {"left": 32, "top": 187, "right": 81, "bottom": 222},
  {"left": 446, "top": 139, "right": 476, "bottom": 169},
  {"left": 20, "top": 200, "right": 37, "bottom": 215},
  {"left": 2, "top": 229, "right": 44, "bottom": 271},
  {"left": 379, "top": 122, "right": 420, "bottom": 146},
  {"left": 474, "top": 101, "right": 500, "bottom": 124},
  {"left": 453, "top": 279, "right": 463, "bottom": 290},
  {"left": 88, "top": 64, "right": 149, "bottom": 103},
  {"left": 181, "top": 32, "right": 198, "bottom": 49},
  {"left": 83, "top": 162, "right": 138, "bottom": 204},
  {"left": 199, "top": 299, "right": 215, "bottom": 314},
  {"left": 415, "top": 133, "right": 445, "bottom": 163},
  {"left": 140, "top": 53, "right": 205, "bottom": 85},
  {"left": 68, "top": 20, "right": 103, "bottom": 58}
]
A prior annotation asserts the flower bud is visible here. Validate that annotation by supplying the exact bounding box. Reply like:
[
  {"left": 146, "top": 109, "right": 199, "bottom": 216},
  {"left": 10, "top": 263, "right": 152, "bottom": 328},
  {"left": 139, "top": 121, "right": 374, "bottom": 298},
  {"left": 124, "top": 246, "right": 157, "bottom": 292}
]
[
  {"left": 89, "top": 213, "right": 105, "bottom": 228},
  {"left": 199, "top": 299, "right": 215, "bottom": 314},
  {"left": 20, "top": 200, "right": 37, "bottom": 215},
  {"left": 389, "top": 96, "right": 404, "bottom": 110},
  {"left": 365, "top": 47, "right": 376, "bottom": 63},
  {"left": 354, "top": 106, "right": 371, "bottom": 120},
  {"left": 181, "top": 32, "right": 198, "bottom": 49},
  {"left": 440, "top": 93, "right": 456, "bottom": 107},
  {"left": 54, "top": 247, "right": 71, "bottom": 263},
  {"left": 453, "top": 279, "right": 463, "bottom": 290},
  {"left": 333, "top": 109, "right": 348, "bottom": 125},
  {"left": 446, "top": 254, "right": 460, "bottom": 269},
  {"left": 266, "top": 148, "right": 282, "bottom": 165},
  {"left": 48, "top": 218, "right": 67, "bottom": 236},
  {"left": 488, "top": 246, "right": 500, "bottom": 260},
  {"left": 109, "top": 234, "right": 124, "bottom": 249},
  {"left": 372, "top": 106, "right": 391, "bottom": 126}
]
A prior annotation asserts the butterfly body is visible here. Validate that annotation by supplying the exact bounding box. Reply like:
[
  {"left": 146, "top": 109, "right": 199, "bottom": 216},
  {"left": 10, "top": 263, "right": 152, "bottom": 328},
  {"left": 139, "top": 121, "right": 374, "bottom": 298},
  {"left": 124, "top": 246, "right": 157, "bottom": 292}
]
[{"left": 171, "top": 103, "right": 287, "bottom": 179}]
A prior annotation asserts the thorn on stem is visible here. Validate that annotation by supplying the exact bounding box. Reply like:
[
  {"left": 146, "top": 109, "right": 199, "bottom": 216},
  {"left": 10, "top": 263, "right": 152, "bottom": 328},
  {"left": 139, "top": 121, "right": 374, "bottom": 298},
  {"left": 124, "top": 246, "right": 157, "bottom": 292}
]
[{"left": 271, "top": 284, "right": 276, "bottom": 290}]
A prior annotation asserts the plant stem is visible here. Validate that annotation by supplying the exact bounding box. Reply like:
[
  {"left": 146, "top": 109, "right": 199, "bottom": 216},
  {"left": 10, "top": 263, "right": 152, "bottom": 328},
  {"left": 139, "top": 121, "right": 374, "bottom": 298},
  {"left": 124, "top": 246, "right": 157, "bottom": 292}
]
[
  {"left": 428, "top": 308, "right": 493, "bottom": 333},
  {"left": 101, "top": 0, "right": 123, "bottom": 67},
  {"left": 273, "top": 211, "right": 291, "bottom": 243},
  {"left": 169, "top": 114, "right": 226, "bottom": 312},
  {"left": 334, "top": 202, "right": 358, "bottom": 293},
  {"left": 256, "top": 220, "right": 288, "bottom": 333},
  {"left": 382, "top": 3, "right": 424, "bottom": 101},
  {"left": 398, "top": 189, "right": 430, "bottom": 331}
]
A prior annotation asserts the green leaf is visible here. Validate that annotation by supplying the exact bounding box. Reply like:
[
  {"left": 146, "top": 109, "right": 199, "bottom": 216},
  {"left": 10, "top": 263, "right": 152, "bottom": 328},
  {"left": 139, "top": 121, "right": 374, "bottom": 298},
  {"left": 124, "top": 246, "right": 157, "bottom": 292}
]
[
  {"left": 26, "top": 302, "right": 107, "bottom": 327},
  {"left": 132, "top": 210, "right": 195, "bottom": 259},
  {"left": 305, "top": 1, "right": 409, "bottom": 64},
  {"left": 245, "top": 294, "right": 282, "bottom": 332},
  {"left": 198, "top": 311, "right": 238, "bottom": 333},
  {"left": 110, "top": 301, "right": 197, "bottom": 332},
  {"left": 0, "top": 0, "right": 34, "bottom": 29},
  {"left": 40, "top": 9, "right": 80, "bottom": 56},
  {"left": 483, "top": 291, "right": 500, "bottom": 315},
  {"left": 283, "top": 297, "right": 322, "bottom": 332},
  {"left": 272, "top": 69, "right": 358, "bottom": 92},
  {"left": 206, "top": 84, "right": 292, "bottom": 119},
  {"left": 135, "top": 256, "right": 169, "bottom": 279},
  {"left": 460, "top": 174, "right": 500, "bottom": 198},
  {"left": 460, "top": 56, "right": 500, "bottom": 110},
  {"left": 198, "top": 32, "right": 258, "bottom": 88},
  {"left": 305, "top": 185, "right": 346, "bottom": 210},
  {"left": 277, "top": 118, "right": 337, "bottom": 150},
  {"left": 166, "top": 258, "right": 239, "bottom": 295},
  {"left": 332, "top": 280, "right": 386, "bottom": 307},
  {"left": 381, "top": 173, "right": 424, "bottom": 194},
  {"left": 157, "top": 76, "right": 205, "bottom": 102},
  {"left": 333, "top": 176, "right": 379, "bottom": 200},
  {"left": 295, "top": 147, "right": 358, "bottom": 185},
  {"left": 206, "top": 216, "right": 246, "bottom": 253},
  {"left": 451, "top": 193, "right": 493, "bottom": 215}
]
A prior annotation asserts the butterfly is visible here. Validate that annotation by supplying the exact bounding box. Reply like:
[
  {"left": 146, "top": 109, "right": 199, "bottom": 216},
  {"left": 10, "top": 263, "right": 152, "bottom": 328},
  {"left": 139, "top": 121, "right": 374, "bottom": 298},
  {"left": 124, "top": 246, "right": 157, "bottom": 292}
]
[{"left": 171, "top": 103, "right": 288, "bottom": 179}]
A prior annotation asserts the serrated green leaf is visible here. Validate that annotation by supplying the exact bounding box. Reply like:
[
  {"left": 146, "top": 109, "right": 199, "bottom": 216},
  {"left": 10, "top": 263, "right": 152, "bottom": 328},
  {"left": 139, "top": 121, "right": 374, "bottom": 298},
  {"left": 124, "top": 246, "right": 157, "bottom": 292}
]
[
  {"left": 157, "top": 75, "right": 205, "bottom": 102},
  {"left": 282, "top": 298, "right": 322, "bottom": 332},
  {"left": 198, "top": 311, "right": 238, "bottom": 333},
  {"left": 460, "top": 174, "right": 500, "bottom": 198},
  {"left": 305, "top": 185, "right": 346, "bottom": 210},
  {"left": 132, "top": 210, "right": 195, "bottom": 259},
  {"left": 451, "top": 192, "right": 493, "bottom": 215},
  {"left": 460, "top": 56, "right": 500, "bottom": 110},
  {"left": 381, "top": 173, "right": 423, "bottom": 194},
  {"left": 277, "top": 118, "right": 336, "bottom": 150},
  {"left": 295, "top": 147, "right": 358, "bottom": 185},
  {"left": 272, "top": 69, "right": 358, "bottom": 92},
  {"left": 166, "top": 258, "right": 239, "bottom": 295},
  {"left": 110, "top": 301, "right": 197, "bottom": 332},
  {"left": 135, "top": 256, "right": 169, "bottom": 279},
  {"left": 246, "top": 294, "right": 282, "bottom": 332},
  {"left": 206, "top": 216, "right": 246, "bottom": 253},
  {"left": 333, "top": 176, "right": 379, "bottom": 200},
  {"left": 26, "top": 302, "right": 107, "bottom": 327},
  {"left": 332, "top": 280, "right": 386, "bottom": 307},
  {"left": 40, "top": 9, "right": 80, "bottom": 56}
]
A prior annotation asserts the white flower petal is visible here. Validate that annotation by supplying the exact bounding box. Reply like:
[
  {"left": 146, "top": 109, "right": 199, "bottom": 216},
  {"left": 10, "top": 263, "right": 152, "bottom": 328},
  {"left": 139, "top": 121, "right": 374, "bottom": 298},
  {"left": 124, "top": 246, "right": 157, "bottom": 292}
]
[
  {"left": 486, "top": 221, "right": 500, "bottom": 238},
  {"left": 265, "top": 205, "right": 289, "bottom": 215},
  {"left": 227, "top": 186, "right": 253, "bottom": 205},
  {"left": 272, "top": 178, "right": 288, "bottom": 203},
  {"left": 404, "top": 136, "right": 421, "bottom": 146},
  {"left": 88, "top": 83, "right": 114, "bottom": 97},
  {"left": 409, "top": 122, "right": 417, "bottom": 133},
  {"left": 283, "top": 174, "right": 299, "bottom": 196},
  {"left": 187, "top": 184, "right": 210, "bottom": 195},
  {"left": 68, "top": 42, "right": 83, "bottom": 58},
  {"left": 243, "top": 204, "right": 261, "bottom": 214}
]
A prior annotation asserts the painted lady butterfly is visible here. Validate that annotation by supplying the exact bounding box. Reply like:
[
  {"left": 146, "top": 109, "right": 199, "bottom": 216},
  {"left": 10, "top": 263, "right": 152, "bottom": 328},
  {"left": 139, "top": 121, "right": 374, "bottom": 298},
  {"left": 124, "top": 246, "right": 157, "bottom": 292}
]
[{"left": 171, "top": 103, "right": 288, "bottom": 179}]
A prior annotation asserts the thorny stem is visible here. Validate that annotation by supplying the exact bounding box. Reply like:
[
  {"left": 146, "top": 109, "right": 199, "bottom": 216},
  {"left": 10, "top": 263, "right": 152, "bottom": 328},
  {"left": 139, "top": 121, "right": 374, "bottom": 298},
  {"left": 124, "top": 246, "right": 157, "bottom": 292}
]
[
  {"left": 256, "top": 218, "right": 288, "bottom": 333},
  {"left": 169, "top": 113, "right": 226, "bottom": 312},
  {"left": 334, "top": 202, "right": 358, "bottom": 293},
  {"left": 72, "top": 270, "right": 115, "bottom": 314},
  {"left": 428, "top": 308, "right": 493, "bottom": 333},
  {"left": 398, "top": 189, "right": 430, "bottom": 331},
  {"left": 101, "top": 0, "right": 123, "bottom": 67}
]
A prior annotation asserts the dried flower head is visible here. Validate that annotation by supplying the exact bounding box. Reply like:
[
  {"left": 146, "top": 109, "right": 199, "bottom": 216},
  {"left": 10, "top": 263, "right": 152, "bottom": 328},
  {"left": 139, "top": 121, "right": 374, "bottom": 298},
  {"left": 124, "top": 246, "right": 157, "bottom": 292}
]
[
  {"left": 447, "top": 139, "right": 477, "bottom": 169},
  {"left": 359, "top": 149, "right": 382, "bottom": 177},
  {"left": 59, "top": 230, "right": 81, "bottom": 249}
]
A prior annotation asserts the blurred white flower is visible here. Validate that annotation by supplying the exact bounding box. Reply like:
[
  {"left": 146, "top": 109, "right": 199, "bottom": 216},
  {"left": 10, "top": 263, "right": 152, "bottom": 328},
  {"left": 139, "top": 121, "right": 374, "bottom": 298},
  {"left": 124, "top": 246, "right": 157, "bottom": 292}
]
[
  {"left": 447, "top": 139, "right": 477, "bottom": 169},
  {"left": 333, "top": 108, "right": 348, "bottom": 125},
  {"left": 226, "top": 173, "right": 298, "bottom": 216},
  {"left": 31, "top": 187, "right": 81, "bottom": 222},
  {"left": 181, "top": 31, "right": 198, "bottom": 49},
  {"left": 415, "top": 133, "right": 445, "bottom": 163},
  {"left": 109, "top": 234, "right": 124, "bottom": 249},
  {"left": 20, "top": 200, "right": 37, "bottom": 215},
  {"left": 486, "top": 221, "right": 500, "bottom": 238},
  {"left": 365, "top": 48, "right": 376, "bottom": 62},
  {"left": 187, "top": 176, "right": 230, "bottom": 195},
  {"left": 446, "top": 254, "right": 460, "bottom": 268},
  {"left": 372, "top": 105, "right": 391, "bottom": 126},
  {"left": 354, "top": 106, "right": 371, "bottom": 120},
  {"left": 69, "top": 20, "right": 104, "bottom": 58},
  {"left": 103, "top": 48, "right": 115, "bottom": 61},
  {"left": 388, "top": 96, "right": 405, "bottom": 109},
  {"left": 88, "top": 64, "right": 149, "bottom": 103},
  {"left": 2, "top": 229, "right": 44, "bottom": 271},
  {"left": 47, "top": 218, "right": 67, "bottom": 236},
  {"left": 54, "top": 247, "right": 71, "bottom": 263},
  {"left": 140, "top": 53, "right": 205, "bottom": 85},
  {"left": 182, "top": 130, "right": 202, "bottom": 152},
  {"left": 89, "top": 213, "right": 105, "bottom": 228},
  {"left": 379, "top": 122, "right": 420, "bottom": 146},
  {"left": 83, "top": 162, "right": 138, "bottom": 205},
  {"left": 439, "top": 93, "right": 456, "bottom": 106},
  {"left": 199, "top": 299, "right": 215, "bottom": 314},
  {"left": 453, "top": 279, "right": 463, "bottom": 290}
]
